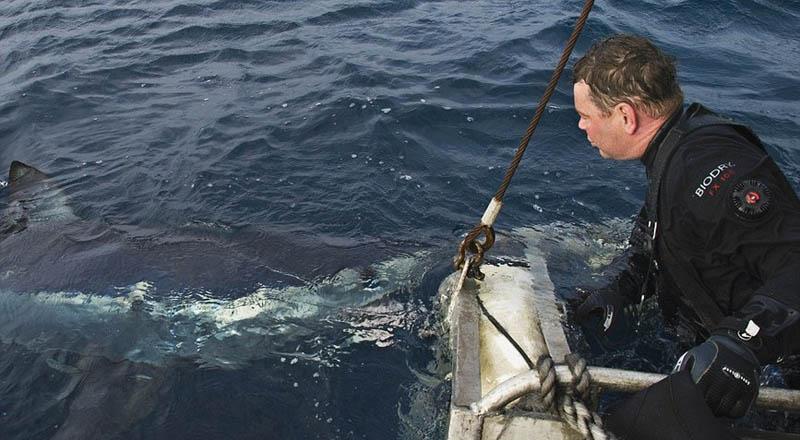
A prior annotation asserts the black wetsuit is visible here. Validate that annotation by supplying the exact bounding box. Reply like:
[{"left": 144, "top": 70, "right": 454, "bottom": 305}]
[
  {"left": 617, "top": 103, "right": 800, "bottom": 368},
  {"left": 605, "top": 104, "right": 800, "bottom": 439}
]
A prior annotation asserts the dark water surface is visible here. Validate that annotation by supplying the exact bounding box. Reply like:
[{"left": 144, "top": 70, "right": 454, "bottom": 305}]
[{"left": 1, "top": 0, "right": 799, "bottom": 439}]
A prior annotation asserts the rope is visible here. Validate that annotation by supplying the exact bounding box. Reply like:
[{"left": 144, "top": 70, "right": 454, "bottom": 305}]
[
  {"left": 456, "top": 266, "right": 611, "bottom": 440},
  {"left": 476, "top": 295, "right": 535, "bottom": 369},
  {"left": 453, "top": 0, "right": 595, "bottom": 276},
  {"left": 537, "top": 354, "right": 616, "bottom": 440},
  {"left": 559, "top": 394, "right": 616, "bottom": 440},
  {"left": 446, "top": 4, "right": 601, "bottom": 437},
  {"left": 453, "top": 252, "right": 610, "bottom": 439},
  {"left": 495, "top": 0, "right": 594, "bottom": 201},
  {"left": 472, "top": 297, "right": 611, "bottom": 440},
  {"left": 458, "top": 282, "right": 616, "bottom": 439},
  {"left": 565, "top": 352, "right": 591, "bottom": 402},
  {"left": 536, "top": 355, "right": 557, "bottom": 410}
]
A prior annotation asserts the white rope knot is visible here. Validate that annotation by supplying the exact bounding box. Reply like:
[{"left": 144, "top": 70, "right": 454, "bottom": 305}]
[
  {"left": 537, "top": 354, "right": 614, "bottom": 440},
  {"left": 565, "top": 352, "right": 592, "bottom": 402},
  {"left": 559, "top": 394, "right": 616, "bottom": 440},
  {"left": 536, "top": 355, "right": 557, "bottom": 410}
]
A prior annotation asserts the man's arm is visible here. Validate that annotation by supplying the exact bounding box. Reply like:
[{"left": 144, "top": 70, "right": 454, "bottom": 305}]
[
  {"left": 575, "top": 207, "right": 656, "bottom": 339},
  {"left": 667, "top": 127, "right": 800, "bottom": 363},
  {"left": 666, "top": 127, "right": 800, "bottom": 417},
  {"left": 716, "top": 249, "right": 800, "bottom": 364}
]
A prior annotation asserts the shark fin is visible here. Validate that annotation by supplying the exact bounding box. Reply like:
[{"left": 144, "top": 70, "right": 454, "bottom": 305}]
[
  {"left": 3, "top": 161, "right": 77, "bottom": 224},
  {"left": 9, "top": 161, "right": 49, "bottom": 185}
]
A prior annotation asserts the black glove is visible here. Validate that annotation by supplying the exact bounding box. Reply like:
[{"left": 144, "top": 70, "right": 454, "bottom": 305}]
[
  {"left": 575, "top": 288, "right": 637, "bottom": 343},
  {"left": 674, "top": 334, "right": 760, "bottom": 418}
]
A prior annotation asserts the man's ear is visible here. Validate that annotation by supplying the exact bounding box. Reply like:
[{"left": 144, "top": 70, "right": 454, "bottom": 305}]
[{"left": 616, "top": 102, "right": 638, "bottom": 134}]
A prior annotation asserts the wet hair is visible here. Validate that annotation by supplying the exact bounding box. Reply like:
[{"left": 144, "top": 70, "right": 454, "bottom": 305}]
[{"left": 573, "top": 35, "right": 683, "bottom": 118}]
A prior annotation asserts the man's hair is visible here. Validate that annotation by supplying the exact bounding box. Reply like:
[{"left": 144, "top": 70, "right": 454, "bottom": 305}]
[{"left": 573, "top": 35, "right": 683, "bottom": 118}]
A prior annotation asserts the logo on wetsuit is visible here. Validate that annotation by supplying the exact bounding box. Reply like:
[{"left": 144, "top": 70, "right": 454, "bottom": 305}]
[{"left": 694, "top": 161, "right": 736, "bottom": 198}]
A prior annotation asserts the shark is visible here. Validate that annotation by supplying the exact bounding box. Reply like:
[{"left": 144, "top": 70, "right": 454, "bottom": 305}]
[
  {"left": 0, "top": 160, "right": 433, "bottom": 357},
  {"left": 0, "top": 160, "right": 404, "bottom": 294},
  {"left": 0, "top": 161, "right": 433, "bottom": 440}
]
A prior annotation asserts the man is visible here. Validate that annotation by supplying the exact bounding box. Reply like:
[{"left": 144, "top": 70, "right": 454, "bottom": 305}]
[{"left": 571, "top": 34, "right": 800, "bottom": 429}]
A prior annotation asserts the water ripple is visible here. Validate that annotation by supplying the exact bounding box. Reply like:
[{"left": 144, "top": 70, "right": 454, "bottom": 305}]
[{"left": 0, "top": 1, "right": 799, "bottom": 438}]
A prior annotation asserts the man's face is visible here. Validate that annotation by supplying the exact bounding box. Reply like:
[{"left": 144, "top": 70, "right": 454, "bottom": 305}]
[{"left": 573, "top": 81, "right": 636, "bottom": 160}]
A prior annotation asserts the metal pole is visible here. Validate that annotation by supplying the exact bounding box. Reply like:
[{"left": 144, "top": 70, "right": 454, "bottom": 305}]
[
  {"left": 590, "top": 366, "right": 800, "bottom": 412},
  {"left": 472, "top": 365, "right": 800, "bottom": 415}
]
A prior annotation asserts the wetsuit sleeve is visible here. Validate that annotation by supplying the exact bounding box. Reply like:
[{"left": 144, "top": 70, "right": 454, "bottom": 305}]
[
  {"left": 604, "top": 207, "right": 655, "bottom": 304},
  {"left": 666, "top": 127, "right": 800, "bottom": 363}
]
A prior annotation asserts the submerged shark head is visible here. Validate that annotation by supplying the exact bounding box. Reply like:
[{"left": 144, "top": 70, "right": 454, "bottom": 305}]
[{"left": 1, "top": 161, "right": 77, "bottom": 238}]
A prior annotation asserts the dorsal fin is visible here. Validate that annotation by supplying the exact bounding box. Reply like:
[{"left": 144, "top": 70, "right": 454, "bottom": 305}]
[
  {"left": 4, "top": 161, "right": 77, "bottom": 224},
  {"left": 9, "top": 161, "right": 48, "bottom": 184}
]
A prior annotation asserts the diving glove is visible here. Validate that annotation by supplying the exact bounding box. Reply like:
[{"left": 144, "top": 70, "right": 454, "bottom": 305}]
[
  {"left": 674, "top": 332, "right": 760, "bottom": 418},
  {"left": 575, "top": 288, "right": 637, "bottom": 342}
]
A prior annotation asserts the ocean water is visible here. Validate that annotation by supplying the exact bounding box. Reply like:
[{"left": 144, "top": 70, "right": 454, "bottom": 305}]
[{"left": 1, "top": 0, "right": 799, "bottom": 439}]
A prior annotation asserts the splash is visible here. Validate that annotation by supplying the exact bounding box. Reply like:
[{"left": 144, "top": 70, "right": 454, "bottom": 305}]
[{"left": 0, "top": 252, "right": 431, "bottom": 369}]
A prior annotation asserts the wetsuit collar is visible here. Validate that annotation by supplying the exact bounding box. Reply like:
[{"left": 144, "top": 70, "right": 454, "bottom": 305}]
[{"left": 641, "top": 106, "right": 685, "bottom": 175}]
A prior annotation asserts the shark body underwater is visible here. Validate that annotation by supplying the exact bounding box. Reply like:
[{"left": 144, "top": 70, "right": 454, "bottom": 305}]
[
  {"left": 0, "top": 161, "right": 397, "bottom": 294},
  {"left": 0, "top": 161, "right": 431, "bottom": 440}
]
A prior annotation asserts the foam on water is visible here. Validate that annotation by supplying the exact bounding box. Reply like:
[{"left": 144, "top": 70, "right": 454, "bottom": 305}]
[
  {"left": 0, "top": 251, "right": 430, "bottom": 367},
  {"left": 1, "top": 0, "right": 799, "bottom": 437}
]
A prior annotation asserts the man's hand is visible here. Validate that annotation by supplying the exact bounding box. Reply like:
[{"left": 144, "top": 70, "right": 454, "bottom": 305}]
[
  {"left": 575, "top": 288, "right": 636, "bottom": 340},
  {"left": 674, "top": 334, "right": 760, "bottom": 418}
]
